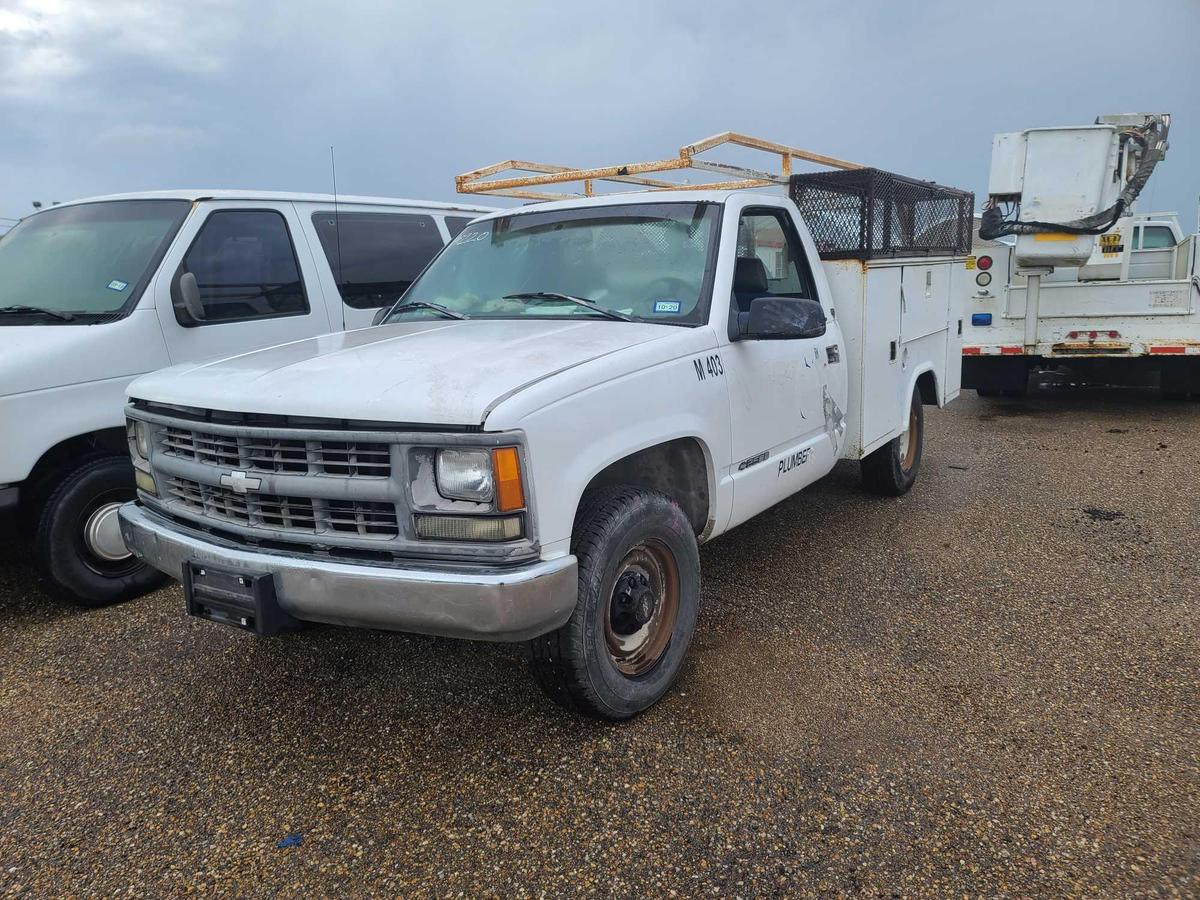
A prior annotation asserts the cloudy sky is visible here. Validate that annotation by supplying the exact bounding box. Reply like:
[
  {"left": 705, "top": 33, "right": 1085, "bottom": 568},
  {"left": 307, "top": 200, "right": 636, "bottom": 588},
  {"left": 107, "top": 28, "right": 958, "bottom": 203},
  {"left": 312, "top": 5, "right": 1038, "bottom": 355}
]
[{"left": 1, "top": 0, "right": 1198, "bottom": 227}]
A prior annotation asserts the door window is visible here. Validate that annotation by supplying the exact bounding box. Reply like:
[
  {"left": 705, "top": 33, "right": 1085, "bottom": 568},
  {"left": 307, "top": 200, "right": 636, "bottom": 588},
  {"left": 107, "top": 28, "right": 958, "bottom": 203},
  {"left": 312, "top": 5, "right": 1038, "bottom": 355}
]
[
  {"left": 733, "top": 210, "right": 816, "bottom": 311},
  {"left": 312, "top": 212, "right": 445, "bottom": 309},
  {"left": 172, "top": 210, "right": 308, "bottom": 325},
  {"left": 1139, "top": 226, "right": 1175, "bottom": 250}
]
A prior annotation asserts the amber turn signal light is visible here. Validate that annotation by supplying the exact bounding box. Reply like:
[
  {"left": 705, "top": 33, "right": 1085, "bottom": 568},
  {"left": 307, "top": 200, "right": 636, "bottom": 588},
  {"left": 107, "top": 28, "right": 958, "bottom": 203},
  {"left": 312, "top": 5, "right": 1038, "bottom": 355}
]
[{"left": 492, "top": 447, "right": 525, "bottom": 512}]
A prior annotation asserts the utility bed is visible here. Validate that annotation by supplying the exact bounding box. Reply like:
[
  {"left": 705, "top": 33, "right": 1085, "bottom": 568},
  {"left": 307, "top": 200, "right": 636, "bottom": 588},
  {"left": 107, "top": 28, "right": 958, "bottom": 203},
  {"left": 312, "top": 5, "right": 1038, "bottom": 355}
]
[{"left": 788, "top": 168, "right": 971, "bottom": 456}]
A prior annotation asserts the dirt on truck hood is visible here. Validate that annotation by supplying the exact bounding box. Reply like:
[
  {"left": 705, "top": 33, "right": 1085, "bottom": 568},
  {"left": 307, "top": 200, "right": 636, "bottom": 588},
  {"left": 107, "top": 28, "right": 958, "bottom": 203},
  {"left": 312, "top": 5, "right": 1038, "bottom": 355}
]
[{"left": 127, "top": 318, "right": 674, "bottom": 426}]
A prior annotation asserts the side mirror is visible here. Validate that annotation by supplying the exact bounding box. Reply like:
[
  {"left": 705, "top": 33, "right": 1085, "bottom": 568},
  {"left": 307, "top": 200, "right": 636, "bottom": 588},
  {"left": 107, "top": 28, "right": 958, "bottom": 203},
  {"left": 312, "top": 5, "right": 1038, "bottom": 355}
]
[
  {"left": 371, "top": 306, "right": 392, "bottom": 326},
  {"left": 178, "top": 272, "right": 206, "bottom": 322},
  {"left": 734, "top": 296, "right": 826, "bottom": 341}
]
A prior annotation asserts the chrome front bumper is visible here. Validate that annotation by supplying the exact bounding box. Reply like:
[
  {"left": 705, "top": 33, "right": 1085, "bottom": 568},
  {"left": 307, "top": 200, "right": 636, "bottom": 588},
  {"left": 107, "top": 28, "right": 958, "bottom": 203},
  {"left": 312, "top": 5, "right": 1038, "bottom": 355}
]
[{"left": 118, "top": 503, "right": 577, "bottom": 641}]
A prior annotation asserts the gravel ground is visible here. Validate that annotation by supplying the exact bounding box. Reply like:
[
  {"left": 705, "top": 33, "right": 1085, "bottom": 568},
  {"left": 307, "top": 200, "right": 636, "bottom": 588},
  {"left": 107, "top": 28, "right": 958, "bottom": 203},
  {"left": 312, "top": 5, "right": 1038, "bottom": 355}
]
[{"left": 1, "top": 387, "right": 1197, "bottom": 897}]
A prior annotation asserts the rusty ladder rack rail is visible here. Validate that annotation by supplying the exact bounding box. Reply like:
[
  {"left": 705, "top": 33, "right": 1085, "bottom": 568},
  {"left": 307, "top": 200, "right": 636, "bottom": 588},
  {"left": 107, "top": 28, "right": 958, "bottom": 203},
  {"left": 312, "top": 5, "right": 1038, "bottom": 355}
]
[{"left": 455, "top": 132, "right": 865, "bottom": 202}]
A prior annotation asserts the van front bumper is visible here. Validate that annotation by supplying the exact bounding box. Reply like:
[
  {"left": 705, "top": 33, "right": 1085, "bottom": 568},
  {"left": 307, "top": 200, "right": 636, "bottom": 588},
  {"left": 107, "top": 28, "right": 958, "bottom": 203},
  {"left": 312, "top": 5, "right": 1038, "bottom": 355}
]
[{"left": 117, "top": 503, "right": 577, "bottom": 641}]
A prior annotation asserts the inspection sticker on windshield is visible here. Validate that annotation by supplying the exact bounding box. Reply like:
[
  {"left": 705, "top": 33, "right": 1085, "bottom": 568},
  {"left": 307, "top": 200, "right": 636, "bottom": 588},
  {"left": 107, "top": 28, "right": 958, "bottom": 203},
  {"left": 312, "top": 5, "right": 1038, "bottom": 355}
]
[
  {"left": 106, "top": 279, "right": 129, "bottom": 292},
  {"left": 653, "top": 300, "right": 681, "bottom": 314}
]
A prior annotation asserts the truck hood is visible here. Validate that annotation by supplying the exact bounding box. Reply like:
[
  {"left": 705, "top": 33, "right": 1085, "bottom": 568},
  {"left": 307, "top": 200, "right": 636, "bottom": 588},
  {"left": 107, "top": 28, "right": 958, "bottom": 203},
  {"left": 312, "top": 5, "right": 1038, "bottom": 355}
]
[{"left": 128, "top": 319, "right": 676, "bottom": 425}]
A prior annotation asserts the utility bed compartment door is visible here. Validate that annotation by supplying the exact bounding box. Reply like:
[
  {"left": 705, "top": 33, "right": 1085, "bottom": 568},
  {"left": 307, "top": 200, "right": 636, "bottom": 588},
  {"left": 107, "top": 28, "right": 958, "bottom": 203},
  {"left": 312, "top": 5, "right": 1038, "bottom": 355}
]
[
  {"left": 861, "top": 267, "right": 903, "bottom": 450},
  {"left": 900, "top": 264, "right": 951, "bottom": 341}
]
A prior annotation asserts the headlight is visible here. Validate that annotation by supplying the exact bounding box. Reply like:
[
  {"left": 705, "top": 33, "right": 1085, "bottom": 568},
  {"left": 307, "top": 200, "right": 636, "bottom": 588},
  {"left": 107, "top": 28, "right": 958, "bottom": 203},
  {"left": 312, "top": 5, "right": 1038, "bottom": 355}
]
[
  {"left": 436, "top": 449, "right": 494, "bottom": 502},
  {"left": 127, "top": 418, "right": 152, "bottom": 460},
  {"left": 135, "top": 421, "right": 152, "bottom": 459}
]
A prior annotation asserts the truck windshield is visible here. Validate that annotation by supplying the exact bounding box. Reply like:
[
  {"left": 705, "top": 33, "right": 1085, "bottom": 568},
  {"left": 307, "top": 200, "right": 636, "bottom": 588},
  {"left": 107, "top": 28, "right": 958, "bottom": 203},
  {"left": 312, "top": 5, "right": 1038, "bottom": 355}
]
[
  {"left": 383, "top": 202, "right": 720, "bottom": 325},
  {"left": 0, "top": 199, "right": 190, "bottom": 323}
]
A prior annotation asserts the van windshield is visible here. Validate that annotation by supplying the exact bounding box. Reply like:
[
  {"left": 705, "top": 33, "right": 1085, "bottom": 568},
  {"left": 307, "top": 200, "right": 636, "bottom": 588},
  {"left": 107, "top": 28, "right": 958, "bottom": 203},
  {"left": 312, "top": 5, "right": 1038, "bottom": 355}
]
[
  {"left": 382, "top": 202, "right": 720, "bottom": 326},
  {"left": 0, "top": 200, "right": 190, "bottom": 323}
]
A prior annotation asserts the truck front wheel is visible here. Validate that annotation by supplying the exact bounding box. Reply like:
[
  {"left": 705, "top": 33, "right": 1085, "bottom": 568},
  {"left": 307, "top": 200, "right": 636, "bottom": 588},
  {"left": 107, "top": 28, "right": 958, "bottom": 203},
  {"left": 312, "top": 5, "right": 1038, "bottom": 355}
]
[
  {"left": 527, "top": 486, "right": 700, "bottom": 720},
  {"left": 860, "top": 385, "right": 924, "bottom": 496},
  {"left": 34, "top": 455, "right": 166, "bottom": 607}
]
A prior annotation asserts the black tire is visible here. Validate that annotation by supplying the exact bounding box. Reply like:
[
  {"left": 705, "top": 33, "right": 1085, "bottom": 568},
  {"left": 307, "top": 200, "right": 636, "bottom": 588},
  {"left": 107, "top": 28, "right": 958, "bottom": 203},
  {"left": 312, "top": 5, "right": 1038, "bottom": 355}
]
[
  {"left": 34, "top": 455, "right": 166, "bottom": 607},
  {"left": 975, "top": 387, "right": 999, "bottom": 398},
  {"left": 527, "top": 486, "right": 700, "bottom": 721},
  {"left": 860, "top": 385, "right": 924, "bottom": 496},
  {"left": 1001, "top": 387, "right": 1027, "bottom": 399}
]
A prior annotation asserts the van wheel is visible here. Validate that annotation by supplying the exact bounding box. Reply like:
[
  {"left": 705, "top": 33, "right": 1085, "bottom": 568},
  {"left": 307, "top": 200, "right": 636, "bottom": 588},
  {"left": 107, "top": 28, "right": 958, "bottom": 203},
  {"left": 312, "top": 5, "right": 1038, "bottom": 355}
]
[
  {"left": 527, "top": 486, "right": 700, "bottom": 720},
  {"left": 861, "top": 385, "right": 924, "bottom": 496},
  {"left": 34, "top": 456, "right": 166, "bottom": 607}
]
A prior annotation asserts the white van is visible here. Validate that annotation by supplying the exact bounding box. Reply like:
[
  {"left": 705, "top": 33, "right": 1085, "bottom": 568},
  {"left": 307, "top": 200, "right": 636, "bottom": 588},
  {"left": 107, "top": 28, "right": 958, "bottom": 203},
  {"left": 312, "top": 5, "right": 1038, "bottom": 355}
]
[{"left": 0, "top": 190, "right": 494, "bottom": 606}]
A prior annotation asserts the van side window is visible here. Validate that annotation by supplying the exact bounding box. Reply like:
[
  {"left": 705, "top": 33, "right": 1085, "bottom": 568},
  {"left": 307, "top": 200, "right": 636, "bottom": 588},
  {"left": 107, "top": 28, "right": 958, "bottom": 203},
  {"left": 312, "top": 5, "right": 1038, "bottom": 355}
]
[
  {"left": 173, "top": 210, "right": 308, "bottom": 325},
  {"left": 312, "top": 212, "right": 445, "bottom": 309},
  {"left": 444, "top": 216, "right": 475, "bottom": 239},
  {"left": 1139, "top": 226, "right": 1175, "bottom": 250},
  {"left": 733, "top": 210, "right": 815, "bottom": 311}
]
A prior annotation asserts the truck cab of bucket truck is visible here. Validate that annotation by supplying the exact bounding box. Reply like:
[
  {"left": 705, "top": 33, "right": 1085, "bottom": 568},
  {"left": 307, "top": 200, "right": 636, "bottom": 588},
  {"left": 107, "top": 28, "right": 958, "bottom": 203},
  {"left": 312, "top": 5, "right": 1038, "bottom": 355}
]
[
  {"left": 118, "top": 134, "right": 969, "bottom": 719},
  {"left": 0, "top": 190, "right": 494, "bottom": 607}
]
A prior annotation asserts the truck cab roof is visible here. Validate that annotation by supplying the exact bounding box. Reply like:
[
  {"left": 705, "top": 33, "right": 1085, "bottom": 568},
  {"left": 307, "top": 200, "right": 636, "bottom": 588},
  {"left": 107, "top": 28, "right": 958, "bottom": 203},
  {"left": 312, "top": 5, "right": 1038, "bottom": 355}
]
[
  {"left": 469, "top": 189, "right": 780, "bottom": 223},
  {"left": 42, "top": 189, "right": 496, "bottom": 214}
]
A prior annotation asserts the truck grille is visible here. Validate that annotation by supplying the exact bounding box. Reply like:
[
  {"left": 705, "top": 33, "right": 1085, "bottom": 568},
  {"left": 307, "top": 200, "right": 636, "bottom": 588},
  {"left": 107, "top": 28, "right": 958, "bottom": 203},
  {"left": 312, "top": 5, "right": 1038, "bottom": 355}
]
[
  {"left": 163, "top": 475, "right": 399, "bottom": 539},
  {"left": 160, "top": 425, "right": 391, "bottom": 478}
]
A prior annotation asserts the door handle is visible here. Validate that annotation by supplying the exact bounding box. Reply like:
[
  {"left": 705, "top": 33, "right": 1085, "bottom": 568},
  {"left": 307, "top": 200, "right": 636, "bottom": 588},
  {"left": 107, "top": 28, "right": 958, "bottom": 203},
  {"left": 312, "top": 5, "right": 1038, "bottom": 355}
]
[{"left": 889, "top": 340, "right": 897, "bottom": 361}]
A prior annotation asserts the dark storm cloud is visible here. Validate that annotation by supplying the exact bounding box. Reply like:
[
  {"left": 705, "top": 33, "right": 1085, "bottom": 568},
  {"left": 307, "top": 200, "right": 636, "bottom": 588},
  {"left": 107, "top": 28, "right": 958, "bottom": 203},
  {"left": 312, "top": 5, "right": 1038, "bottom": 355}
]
[{"left": 2, "top": 0, "right": 1198, "bottom": 224}]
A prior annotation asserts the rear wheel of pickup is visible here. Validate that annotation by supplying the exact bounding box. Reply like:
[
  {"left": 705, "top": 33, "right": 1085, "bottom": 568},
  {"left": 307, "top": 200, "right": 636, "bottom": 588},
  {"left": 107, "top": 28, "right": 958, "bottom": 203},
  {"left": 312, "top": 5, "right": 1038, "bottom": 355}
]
[
  {"left": 860, "top": 385, "right": 924, "bottom": 496},
  {"left": 34, "top": 455, "right": 166, "bottom": 607},
  {"left": 527, "top": 486, "right": 700, "bottom": 721}
]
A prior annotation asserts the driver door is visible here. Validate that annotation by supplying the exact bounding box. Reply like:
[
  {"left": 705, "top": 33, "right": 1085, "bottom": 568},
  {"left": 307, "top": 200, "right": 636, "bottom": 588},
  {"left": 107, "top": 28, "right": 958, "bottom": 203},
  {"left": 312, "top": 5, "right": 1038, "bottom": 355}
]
[
  {"left": 721, "top": 206, "right": 835, "bottom": 529},
  {"left": 152, "top": 201, "right": 336, "bottom": 365}
]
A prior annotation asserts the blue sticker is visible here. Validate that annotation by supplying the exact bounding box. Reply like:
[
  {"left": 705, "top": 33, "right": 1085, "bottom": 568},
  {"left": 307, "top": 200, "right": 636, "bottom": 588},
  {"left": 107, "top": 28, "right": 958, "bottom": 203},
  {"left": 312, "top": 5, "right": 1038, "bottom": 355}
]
[
  {"left": 106, "top": 279, "right": 129, "bottom": 292},
  {"left": 653, "top": 299, "right": 681, "bottom": 314}
]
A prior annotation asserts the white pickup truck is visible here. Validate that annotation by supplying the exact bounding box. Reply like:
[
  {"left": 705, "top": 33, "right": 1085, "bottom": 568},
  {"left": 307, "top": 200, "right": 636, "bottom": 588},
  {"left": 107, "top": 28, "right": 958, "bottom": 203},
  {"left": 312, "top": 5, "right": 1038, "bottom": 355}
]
[
  {"left": 119, "top": 157, "right": 970, "bottom": 718},
  {"left": 0, "top": 190, "right": 493, "bottom": 606}
]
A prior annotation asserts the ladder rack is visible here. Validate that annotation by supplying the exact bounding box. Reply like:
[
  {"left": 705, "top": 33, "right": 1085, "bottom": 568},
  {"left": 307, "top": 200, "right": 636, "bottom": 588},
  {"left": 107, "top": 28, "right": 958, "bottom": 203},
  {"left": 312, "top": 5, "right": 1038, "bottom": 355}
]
[{"left": 456, "top": 131, "right": 865, "bottom": 202}]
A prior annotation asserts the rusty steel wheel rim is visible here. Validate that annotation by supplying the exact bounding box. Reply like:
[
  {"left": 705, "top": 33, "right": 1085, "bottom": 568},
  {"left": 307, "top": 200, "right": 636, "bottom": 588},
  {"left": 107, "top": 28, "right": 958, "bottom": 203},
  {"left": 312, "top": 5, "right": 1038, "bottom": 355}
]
[
  {"left": 604, "top": 540, "right": 680, "bottom": 677},
  {"left": 899, "top": 394, "right": 919, "bottom": 471}
]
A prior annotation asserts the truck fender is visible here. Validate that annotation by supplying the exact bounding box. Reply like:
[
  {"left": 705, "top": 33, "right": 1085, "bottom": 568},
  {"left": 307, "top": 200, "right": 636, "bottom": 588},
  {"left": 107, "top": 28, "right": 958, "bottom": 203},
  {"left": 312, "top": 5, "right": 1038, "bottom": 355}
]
[
  {"left": 569, "top": 433, "right": 718, "bottom": 538},
  {"left": 906, "top": 364, "right": 940, "bottom": 415}
]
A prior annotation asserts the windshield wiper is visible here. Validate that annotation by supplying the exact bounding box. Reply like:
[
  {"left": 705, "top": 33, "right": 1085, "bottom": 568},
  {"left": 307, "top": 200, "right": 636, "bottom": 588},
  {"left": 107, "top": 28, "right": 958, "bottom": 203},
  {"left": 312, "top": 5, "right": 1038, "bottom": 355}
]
[
  {"left": 388, "top": 300, "right": 468, "bottom": 321},
  {"left": 0, "top": 304, "right": 75, "bottom": 321},
  {"left": 503, "top": 292, "right": 635, "bottom": 323}
]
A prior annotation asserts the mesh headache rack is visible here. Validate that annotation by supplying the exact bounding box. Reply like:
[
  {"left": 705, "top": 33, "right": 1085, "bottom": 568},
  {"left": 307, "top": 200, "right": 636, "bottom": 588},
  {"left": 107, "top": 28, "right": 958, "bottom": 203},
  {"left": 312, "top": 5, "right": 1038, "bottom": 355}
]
[{"left": 457, "top": 131, "right": 973, "bottom": 260}]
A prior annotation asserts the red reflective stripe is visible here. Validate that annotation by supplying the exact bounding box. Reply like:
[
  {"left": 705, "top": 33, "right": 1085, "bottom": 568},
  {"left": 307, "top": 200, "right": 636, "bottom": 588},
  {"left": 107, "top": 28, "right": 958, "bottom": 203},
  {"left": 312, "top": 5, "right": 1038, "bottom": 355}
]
[
  {"left": 962, "top": 347, "right": 981, "bottom": 355},
  {"left": 1150, "top": 346, "right": 1186, "bottom": 355},
  {"left": 1000, "top": 346, "right": 1024, "bottom": 355}
]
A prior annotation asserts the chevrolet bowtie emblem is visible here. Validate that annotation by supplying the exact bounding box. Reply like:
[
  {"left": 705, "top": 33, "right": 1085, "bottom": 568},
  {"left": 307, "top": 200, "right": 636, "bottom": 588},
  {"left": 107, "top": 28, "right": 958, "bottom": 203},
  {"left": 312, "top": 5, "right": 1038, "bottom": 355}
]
[{"left": 219, "top": 470, "right": 261, "bottom": 494}]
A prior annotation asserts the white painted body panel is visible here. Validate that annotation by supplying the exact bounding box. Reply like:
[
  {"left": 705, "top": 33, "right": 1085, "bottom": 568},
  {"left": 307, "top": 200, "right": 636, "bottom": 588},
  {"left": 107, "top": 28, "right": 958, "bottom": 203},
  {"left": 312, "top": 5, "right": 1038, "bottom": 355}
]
[
  {"left": 123, "top": 189, "right": 962, "bottom": 567},
  {"left": 824, "top": 257, "right": 962, "bottom": 459},
  {"left": 1, "top": 191, "right": 494, "bottom": 487},
  {"left": 130, "top": 319, "right": 682, "bottom": 426},
  {"left": 1007, "top": 125, "right": 1123, "bottom": 268},
  {"left": 0, "top": 309, "right": 170, "bottom": 483},
  {"left": 963, "top": 227, "right": 1200, "bottom": 358}
]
